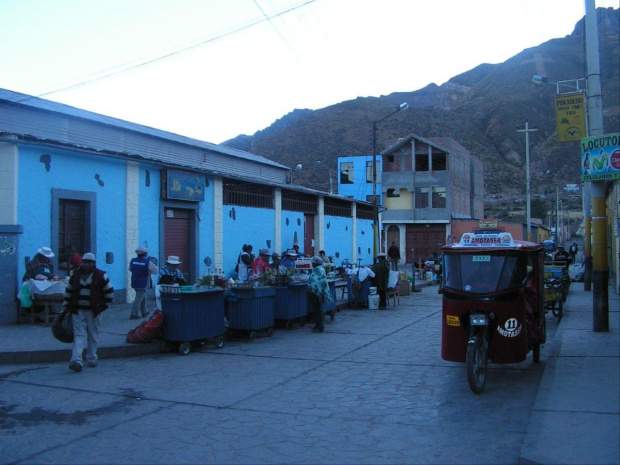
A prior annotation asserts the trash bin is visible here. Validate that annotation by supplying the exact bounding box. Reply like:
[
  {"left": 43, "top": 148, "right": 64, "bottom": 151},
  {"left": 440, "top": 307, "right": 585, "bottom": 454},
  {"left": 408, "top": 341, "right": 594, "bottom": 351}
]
[{"left": 160, "top": 286, "right": 226, "bottom": 355}]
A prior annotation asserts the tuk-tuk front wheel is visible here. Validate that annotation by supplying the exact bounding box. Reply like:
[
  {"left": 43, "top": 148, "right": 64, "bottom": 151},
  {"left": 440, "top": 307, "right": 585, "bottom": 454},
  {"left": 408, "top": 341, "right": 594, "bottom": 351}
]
[{"left": 466, "top": 335, "right": 488, "bottom": 394}]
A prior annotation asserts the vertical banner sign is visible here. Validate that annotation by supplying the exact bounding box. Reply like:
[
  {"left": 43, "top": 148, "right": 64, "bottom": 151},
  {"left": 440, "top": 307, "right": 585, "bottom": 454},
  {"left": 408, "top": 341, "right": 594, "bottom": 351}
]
[
  {"left": 555, "top": 93, "right": 586, "bottom": 143},
  {"left": 580, "top": 133, "right": 620, "bottom": 182}
]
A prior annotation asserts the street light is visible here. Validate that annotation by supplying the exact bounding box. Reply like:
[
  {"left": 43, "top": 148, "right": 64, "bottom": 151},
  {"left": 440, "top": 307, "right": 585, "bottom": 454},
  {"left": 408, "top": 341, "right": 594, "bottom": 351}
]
[
  {"left": 517, "top": 120, "right": 537, "bottom": 242},
  {"left": 372, "top": 102, "right": 408, "bottom": 262},
  {"left": 316, "top": 160, "right": 333, "bottom": 194},
  {"left": 532, "top": 75, "right": 587, "bottom": 95}
]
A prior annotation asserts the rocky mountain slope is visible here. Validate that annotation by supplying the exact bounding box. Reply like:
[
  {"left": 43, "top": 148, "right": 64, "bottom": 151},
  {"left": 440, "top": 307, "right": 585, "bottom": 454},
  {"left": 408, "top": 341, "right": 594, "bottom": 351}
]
[{"left": 224, "top": 8, "right": 619, "bottom": 205}]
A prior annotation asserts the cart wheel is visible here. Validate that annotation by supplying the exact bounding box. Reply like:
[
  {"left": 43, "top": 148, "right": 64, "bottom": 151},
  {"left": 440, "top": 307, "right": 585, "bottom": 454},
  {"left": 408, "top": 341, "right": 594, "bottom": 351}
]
[
  {"left": 267, "top": 328, "right": 274, "bottom": 337},
  {"left": 214, "top": 336, "right": 225, "bottom": 349},
  {"left": 329, "top": 310, "right": 335, "bottom": 321},
  {"left": 249, "top": 331, "right": 257, "bottom": 340},
  {"left": 299, "top": 317, "right": 307, "bottom": 327},
  {"left": 179, "top": 342, "right": 191, "bottom": 355},
  {"left": 466, "top": 335, "right": 487, "bottom": 394},
  {"left": 551, "top": 293, "right": 562, "bottom": 317},
  {"left": 160, "top": 341, "right": 172, "bottom": 353}
]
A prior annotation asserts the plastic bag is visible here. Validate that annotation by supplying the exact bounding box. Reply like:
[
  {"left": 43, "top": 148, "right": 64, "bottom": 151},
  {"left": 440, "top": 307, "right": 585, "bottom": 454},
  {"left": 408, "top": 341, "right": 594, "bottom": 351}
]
[
  {"left": 20, "top": 283, "right": 32, "bottom": 308},
  {"left": 52, "top": 310, "right": 74, "bottom": 343}
]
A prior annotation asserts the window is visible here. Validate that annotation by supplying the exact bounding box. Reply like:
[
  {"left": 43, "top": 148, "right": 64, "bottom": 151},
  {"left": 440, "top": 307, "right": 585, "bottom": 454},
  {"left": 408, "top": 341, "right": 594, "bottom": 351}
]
[
  {"left": 365, "top": 161, "right": 378, "bottom": 184},
  {"left": 415, "top": 187, "right": 429, "bottom": 208},
  {"left": 432, "top": 187, "right": 447, "bottom": 208},
  {"left": 432, "top": 152, "right": 447, "bottom": 171},
  {"left": 415, "top": 154, "right": 429, "bottom": 172},
  {"left": 387, "top": 188, "right": 400, "bottom": 198},
  {"left": 340, "top": 162, "right": 354, "bottom": 184},
  {"left": 223, "top": 179, "right": 273, "bottom": 208}
]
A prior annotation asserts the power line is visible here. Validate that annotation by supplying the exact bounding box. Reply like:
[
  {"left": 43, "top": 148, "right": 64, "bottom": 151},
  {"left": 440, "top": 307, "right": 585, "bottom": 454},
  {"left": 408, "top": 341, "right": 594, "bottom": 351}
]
[{"left": 21, "top": 0, "right": 316, "bottom": 102}]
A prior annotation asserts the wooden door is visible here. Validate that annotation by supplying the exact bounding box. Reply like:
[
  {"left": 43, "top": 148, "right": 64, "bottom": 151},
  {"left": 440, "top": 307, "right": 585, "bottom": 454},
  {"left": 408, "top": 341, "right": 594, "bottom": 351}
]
[
  {"left": 164, "top": 208, "right": 191, "bottom": 279},
  {"left": 405, "top": 224, "right": 446, "bottom": 263},
  {"left": 304, "top": 214, "right": 314, "bottom": 257}
]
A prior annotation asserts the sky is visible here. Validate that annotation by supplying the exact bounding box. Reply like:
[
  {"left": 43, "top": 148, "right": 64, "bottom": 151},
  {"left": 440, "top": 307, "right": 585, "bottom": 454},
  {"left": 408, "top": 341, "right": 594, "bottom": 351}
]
[{"left": 1, "top": 0, "right": 617, "bottom": 144}]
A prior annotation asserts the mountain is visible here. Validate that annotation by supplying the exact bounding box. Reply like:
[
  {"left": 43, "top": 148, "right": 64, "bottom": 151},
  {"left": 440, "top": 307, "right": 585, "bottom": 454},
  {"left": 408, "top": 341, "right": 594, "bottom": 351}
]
[{"left": 223, "top": 8, "right": 619, "bottom": 208}]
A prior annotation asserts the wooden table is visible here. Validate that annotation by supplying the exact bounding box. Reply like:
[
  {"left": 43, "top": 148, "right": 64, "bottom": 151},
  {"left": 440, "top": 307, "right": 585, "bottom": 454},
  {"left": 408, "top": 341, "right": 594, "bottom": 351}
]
[{"left": 26, "top": 279, "right": 67, "bottom": 325}]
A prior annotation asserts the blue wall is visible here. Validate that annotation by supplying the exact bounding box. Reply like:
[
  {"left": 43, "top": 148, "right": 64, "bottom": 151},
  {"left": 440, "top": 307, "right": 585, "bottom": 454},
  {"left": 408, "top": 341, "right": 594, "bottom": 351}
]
[
  {"left": 324, "top": 215, "right": 352, "bottom": 267},
  {"left": 280, "top": 211, "right": 304, "bottom": 256},
  {"left": 18, "top": 145, "right": 127, "bottom": 288},
  {"left": 222, "top": 205, "right": 275, "bottom": 277},
  {"left": 356, "top": 218, "right": 374, "bottom": 265}
]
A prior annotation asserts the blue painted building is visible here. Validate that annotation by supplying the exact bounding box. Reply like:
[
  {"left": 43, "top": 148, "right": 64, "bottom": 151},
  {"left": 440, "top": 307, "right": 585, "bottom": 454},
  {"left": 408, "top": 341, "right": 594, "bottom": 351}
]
[{"left": 0, "top": 89, "right": 374, "bottom": 324}]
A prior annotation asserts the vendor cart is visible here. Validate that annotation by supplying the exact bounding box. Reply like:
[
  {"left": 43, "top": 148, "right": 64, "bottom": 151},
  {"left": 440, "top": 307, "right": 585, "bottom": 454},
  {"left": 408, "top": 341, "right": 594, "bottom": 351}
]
[
  {"left": 160, "top": 286, "right": 226, "bottom": 355},
  {"left": 226, "top": 284, "right": 275, "bottom": 339},
  {"left": 274, "top": 281, "right": 308, "bottom": 328}
]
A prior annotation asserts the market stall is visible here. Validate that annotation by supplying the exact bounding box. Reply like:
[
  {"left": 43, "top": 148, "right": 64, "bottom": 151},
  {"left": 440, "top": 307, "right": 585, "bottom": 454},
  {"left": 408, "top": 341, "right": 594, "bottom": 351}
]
[
  {"left": 159, "top": 285, "right": 226, "bottom": 354},
  {"left": 226, "top": 283, "right": 275, "bottom": 340}
]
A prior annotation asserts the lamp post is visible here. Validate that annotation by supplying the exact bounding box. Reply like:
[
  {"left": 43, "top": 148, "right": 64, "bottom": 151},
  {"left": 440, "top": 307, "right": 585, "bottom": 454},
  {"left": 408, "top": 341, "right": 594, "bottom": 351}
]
[
  {"left": 517, "top": 120, "right": 537, "bottom": 241},
  {"left": 316, "top": 160, "right": 333, "bottom": 194},
  {"left": 372, "top": 102, "right": 408, "bottom": 262}
]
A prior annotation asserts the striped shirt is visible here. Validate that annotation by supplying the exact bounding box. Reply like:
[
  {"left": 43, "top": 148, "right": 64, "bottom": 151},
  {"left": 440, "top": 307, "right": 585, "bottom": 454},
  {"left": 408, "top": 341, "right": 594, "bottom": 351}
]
[{"left": 63, "top": 270, "right": 114, "bottom": 312}]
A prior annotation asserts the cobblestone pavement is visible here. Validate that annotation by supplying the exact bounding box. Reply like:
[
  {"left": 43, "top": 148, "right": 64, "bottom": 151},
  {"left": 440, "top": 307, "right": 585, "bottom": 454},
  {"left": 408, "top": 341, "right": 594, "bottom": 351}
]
[{"left": 0, "top": 284, "right": 617, "bottom": 464}]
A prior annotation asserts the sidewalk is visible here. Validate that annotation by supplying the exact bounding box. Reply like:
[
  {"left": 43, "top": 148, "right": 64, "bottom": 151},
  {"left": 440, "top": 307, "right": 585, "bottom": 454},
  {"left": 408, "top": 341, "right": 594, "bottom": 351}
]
[
  {"left": 0, "top": 277, "right": 432, "bottom": 364},
  {"left": 520, "top": 283, "right": 619, "bottom": 465}
]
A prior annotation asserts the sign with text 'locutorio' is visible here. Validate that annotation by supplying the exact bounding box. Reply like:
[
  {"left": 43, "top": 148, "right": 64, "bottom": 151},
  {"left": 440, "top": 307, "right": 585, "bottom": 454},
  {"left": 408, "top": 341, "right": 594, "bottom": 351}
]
[
  {"left": 555, "top": 93, "right": 586, "bottom": 143},
  {"left": 580, "top": 133, "right": 620, "bottom": 182}
]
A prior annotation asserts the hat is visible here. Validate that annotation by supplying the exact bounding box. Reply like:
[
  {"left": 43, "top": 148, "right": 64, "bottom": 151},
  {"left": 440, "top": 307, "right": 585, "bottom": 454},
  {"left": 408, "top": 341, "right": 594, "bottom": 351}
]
[
  {"left": 69, "top": 254, "right": 82, "bottom": 267},
  {"left": 377, "top": 253, "right": 387, "bottom": 258},
  {"left": 166, "top": 255, "right": 182, "bottom": 265},
  {"left": 311, "top": 256, "right": 324, "bottom": 265},
  {"left": 82, "top": 252, "right": 96, "bottom": 262},
  {"left": 135, "top": 246, "right": 148, "bottom": 254},
  {"left": 259, "top": 248, "right": 270, "bottom": 256},
  {"left": 285, "top": 249, "right": 298, "bottom": 257},
  {"left": 272, "top": 252, "right": 280, "bottom": 259},
  {"left": 38, "top": 247, "right": 54, "bottom": 258}
]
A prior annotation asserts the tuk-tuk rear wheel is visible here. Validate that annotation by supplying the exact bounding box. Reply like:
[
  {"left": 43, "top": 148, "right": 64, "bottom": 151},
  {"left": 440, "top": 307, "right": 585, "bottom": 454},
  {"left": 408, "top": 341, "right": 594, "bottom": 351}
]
[{"left": 466, "top": 335, "right": 487, "bottom": 394}]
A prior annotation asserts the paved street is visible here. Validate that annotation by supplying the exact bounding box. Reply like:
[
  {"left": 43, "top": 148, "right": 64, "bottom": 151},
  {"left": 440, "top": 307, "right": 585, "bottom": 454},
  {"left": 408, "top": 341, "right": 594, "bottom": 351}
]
[{"left": 0, "top": 285, "right": 617, "bottom": 464}]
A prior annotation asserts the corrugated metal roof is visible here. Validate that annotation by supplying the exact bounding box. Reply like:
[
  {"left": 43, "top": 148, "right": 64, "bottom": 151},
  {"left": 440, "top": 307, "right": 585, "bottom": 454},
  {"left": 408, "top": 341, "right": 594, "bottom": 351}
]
[{"left": 0, "top": 88, "right": 289, "bottom": 170}]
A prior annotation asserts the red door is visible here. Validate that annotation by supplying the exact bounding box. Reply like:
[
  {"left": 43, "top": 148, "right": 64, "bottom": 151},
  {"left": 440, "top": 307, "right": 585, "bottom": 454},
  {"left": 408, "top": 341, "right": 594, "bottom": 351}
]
[
  {"left": 304, "top": 214, "right": 315, "bottom": 257},
  {"left": 405, "top": 224, "right": 446, "bottom": 263},
  {"left": 164, "top": 208, "right": 191, "bottom": 279}
]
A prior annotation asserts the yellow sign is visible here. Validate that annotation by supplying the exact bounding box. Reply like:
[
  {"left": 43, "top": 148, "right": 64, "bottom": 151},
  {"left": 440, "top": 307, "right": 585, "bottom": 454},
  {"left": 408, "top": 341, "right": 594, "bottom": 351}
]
[
  {"left": 446, "top": 315, "right": 460, "bottom": 327},
  {"left": 555, "top": 93, "right": 586, "bottom": 143}
]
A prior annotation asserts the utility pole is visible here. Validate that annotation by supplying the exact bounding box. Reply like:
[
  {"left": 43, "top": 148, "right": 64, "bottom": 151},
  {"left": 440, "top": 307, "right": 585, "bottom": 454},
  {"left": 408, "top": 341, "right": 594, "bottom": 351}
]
[
  {"left": 585, "top": 0, "right": 608, "bottom": 331},
  {"left": 517, "top": 120, "right": 537, "bottom": 241}
]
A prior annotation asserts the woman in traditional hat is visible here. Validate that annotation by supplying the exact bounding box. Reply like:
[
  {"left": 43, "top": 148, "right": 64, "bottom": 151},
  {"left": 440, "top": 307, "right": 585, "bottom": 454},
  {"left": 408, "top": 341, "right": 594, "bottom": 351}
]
[
  {"left": 23, "top": 246, "right": 59, "bottom": 281},
  {"left": 158, "top": 256, "right": 188, "bottom": 286},
  {"left": 250, "top": 249, "right": 271, "bottom": 279}
]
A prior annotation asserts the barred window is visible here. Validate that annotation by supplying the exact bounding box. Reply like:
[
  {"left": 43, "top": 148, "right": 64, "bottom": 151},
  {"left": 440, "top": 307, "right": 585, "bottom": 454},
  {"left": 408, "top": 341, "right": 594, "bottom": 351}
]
[
  {"left": 223, "top": 179, "right": 274, "bottom": 208},
  {"left": 324, "top": 197, "right": 351, "bottom": 217},
  {"left": 282, "top": 190, "right": 318, "bottom": 214},
  {"left": 432, "top": 186, "right": 447, "bottom": 208},
  {"left": 356, "top": 203, "right": 374, "bottom": 220},
  {"left": 415, "top": 187, "right": 429, "bottom": 208}
]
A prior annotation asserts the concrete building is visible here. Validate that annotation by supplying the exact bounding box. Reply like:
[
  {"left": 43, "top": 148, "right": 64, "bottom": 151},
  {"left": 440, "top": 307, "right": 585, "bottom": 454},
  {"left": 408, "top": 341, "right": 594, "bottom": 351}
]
[
  {"left": 0, "top": 88, "right": 375, "bottom": 325},
  {"left": 338, "top": 134, "right": 484, "bottom": 264}
]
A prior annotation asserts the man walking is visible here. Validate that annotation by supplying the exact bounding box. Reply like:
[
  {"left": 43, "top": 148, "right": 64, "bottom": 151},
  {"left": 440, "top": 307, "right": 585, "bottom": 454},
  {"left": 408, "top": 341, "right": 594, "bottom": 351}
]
[
  {"left": 64, "top": 253, "right": 114, "bottom": 373},
  {"left": 374, "top": 253, "right": 391, "bottom": 309},
  {"left": 387, "top": 241, "right": 400, "bottom": 271},
  {"left": 129, "top": 246, "right": 157, "bottom": 319}
]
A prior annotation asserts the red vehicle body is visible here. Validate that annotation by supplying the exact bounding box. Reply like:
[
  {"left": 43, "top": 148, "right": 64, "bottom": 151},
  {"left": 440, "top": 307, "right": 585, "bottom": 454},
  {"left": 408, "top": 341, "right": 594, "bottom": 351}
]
[{"left": 440, "top": 231, "right": 546, "bottom": 393}]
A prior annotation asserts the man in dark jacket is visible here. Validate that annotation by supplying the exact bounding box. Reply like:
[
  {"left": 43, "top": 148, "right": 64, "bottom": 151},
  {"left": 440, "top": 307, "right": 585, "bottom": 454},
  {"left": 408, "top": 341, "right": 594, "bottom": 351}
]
[
  {"left": 387, "top": 242, "right": 400, "bottom": 271},
  {"left": 374, "top": 253, "right": 391, "bottom": 309},
  {"left": 64, "top": 253, "right": 114, "bottom": 373}
]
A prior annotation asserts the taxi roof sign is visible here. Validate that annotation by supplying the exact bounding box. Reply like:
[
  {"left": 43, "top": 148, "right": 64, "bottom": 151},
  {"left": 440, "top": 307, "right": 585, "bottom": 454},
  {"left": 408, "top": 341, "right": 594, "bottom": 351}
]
[{"left": 456, "top": 232, "right": 517, "bottom": 248}]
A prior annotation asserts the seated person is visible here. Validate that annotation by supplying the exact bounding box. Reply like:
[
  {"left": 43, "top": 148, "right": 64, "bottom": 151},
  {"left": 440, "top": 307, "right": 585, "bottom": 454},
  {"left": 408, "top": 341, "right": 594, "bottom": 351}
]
[
  {"left": 23, "top": 246, "right": 59, "bottom": 281},
  {"left": 250, "top": 249, "right": 271, "bottom": 279},
  {"left": 158, "top": 256, "right": 188, "bottom": 285},
  {"left": 280, "top": 249, "right": 298, "bottom": 270},
  {"left": 319, "top": 250, "right": 332, "bottom": 273}
]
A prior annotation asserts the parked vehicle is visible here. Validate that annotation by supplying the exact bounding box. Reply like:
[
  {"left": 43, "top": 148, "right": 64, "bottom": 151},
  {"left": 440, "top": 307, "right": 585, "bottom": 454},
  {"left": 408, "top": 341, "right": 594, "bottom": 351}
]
[{"left": 440, "top": 231, "right": 546, "bottom": 394}]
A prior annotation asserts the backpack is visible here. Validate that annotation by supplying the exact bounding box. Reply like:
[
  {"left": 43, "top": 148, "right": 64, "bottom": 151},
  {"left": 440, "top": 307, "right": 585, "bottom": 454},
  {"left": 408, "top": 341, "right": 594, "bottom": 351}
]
[{"left": 126, "top": 309, "right": 163, "bottom": 343}]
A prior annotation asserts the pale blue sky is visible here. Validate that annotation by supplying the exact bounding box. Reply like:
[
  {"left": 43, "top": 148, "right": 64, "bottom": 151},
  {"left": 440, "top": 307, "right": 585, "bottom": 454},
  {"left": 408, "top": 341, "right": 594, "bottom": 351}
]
[{"left": 1, "top": 0, "right": 616, "bottom": 143}]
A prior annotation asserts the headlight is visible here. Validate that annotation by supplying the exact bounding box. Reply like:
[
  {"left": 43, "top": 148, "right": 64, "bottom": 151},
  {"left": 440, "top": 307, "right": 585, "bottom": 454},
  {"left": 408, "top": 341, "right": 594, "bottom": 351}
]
[{"left": 470, "top": 314, "right": 487, "bottom": 326}]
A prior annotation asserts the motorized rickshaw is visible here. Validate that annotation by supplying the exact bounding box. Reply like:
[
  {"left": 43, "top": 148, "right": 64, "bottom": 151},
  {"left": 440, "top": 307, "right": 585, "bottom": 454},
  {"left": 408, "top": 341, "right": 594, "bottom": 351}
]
[{"left": 440, "top": 231, "right": 546, "bottom": 394}]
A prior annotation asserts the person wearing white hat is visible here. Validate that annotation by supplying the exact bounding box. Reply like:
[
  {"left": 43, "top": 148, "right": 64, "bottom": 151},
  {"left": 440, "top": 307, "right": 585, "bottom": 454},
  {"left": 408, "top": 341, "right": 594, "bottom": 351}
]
[
  {"left": 22, "top": 246, "right": 59, "bottom": 281},
  {"left": 280, "top": 249, "right": 298, "bottom": 270},
  {"left": 64, "top": 252, "right": 114, "bottom": 373},
  {"left": 158, "top": 255, "right": 188, "bottom": 286},
  {"left": 129, "top": 246, "right": 158, "bottom": 320}
]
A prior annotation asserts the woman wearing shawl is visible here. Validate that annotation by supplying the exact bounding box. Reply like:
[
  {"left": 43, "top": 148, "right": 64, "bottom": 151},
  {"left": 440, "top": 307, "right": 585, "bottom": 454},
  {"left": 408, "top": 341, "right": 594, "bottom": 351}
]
[{"left": 307, "top": 256, "right": 332, "bottom": 333}]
